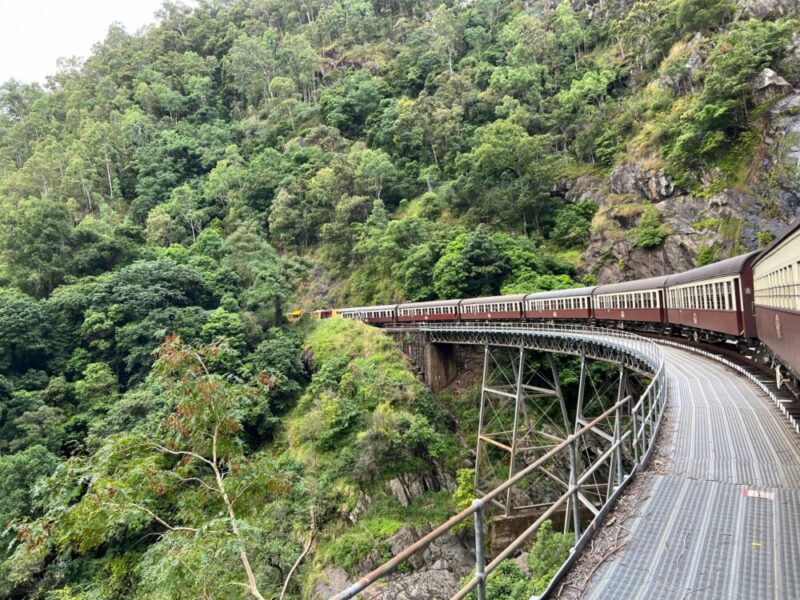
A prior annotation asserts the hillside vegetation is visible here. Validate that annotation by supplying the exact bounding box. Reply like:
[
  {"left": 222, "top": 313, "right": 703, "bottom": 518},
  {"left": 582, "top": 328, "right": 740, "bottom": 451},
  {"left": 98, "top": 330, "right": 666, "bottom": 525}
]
[{"left": 1, "top": 0, "right": 799, "bottom": 597}]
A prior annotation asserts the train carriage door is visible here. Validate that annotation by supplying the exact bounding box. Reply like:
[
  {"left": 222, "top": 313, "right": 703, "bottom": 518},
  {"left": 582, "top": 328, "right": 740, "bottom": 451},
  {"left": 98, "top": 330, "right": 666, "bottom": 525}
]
[
  {"left": 732, "top": 278, "right": 744, "bottom": 334},
  {"left": 658, "top": 289, "right": 666, "bottom": 323}
]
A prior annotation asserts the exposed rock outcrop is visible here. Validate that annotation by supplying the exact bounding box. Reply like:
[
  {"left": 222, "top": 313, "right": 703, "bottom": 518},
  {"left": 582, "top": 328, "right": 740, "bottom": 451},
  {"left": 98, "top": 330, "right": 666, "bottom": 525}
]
[
  {"left": 659, "top": 34, "right": 707, "bottom": 95},
  {"left": 387, "top": 463, "right": 456, "bottom": 507},
  {"left": 735, "top": 0, "right": 800, "bottom": 20},
  {"left": 780, "top": 32, "right": 800, "bottom": 86},
  {"left": 312, "top": 527, "right": 474, "bottom": 599},
  {"left": 609, "top": 163, "right": 676, "bottom": 201}
]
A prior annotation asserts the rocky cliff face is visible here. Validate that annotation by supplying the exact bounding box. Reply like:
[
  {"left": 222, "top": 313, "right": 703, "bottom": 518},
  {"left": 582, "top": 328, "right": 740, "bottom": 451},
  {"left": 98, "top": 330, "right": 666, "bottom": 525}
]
[{"left": 580, "top": 68, "right": 800, "bottom": 283}]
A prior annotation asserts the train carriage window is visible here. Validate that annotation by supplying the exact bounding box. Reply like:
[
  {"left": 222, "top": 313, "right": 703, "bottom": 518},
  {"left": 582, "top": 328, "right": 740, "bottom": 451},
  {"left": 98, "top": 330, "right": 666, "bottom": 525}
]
[
  {"left": 728, "top": 281, "right": 735, "bottom": 311},
  {"left": 795, "top": 263, "right": 800, "bottom": 310}
]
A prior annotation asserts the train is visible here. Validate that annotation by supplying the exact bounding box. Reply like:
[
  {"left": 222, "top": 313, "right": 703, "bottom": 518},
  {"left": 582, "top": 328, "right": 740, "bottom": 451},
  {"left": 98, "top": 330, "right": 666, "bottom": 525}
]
[{"left": 320, "top": 220, "right": 800, "bottom": 394}]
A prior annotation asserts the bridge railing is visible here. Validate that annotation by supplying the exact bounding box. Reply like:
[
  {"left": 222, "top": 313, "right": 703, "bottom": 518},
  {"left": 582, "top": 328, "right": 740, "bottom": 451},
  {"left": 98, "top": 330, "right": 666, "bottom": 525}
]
[
  {"left": 413, "top": 322, "right": 664, "bottom": 371},
  {"left": 331, "top": 325, "right": 667, "bottom": 600}
]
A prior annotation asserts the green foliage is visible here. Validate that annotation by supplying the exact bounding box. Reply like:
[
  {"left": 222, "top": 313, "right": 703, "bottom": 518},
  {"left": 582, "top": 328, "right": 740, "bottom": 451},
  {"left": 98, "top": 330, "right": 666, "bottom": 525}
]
[
  {"left": 551, "top": 200, "right": 598, "bottom": 249},
  {"left": 462, "top": 519, "right": 573, "bottom": 599},
  {"left": 661, "top": 19, "right": 795, "bottom": 178},
  {"left": 633, "top": 206, "right": 669, "bottom": 249},
  {"left": 0, "top": 445, "right": 60, "bottom": 557},
  {"left": 433, "top": 225, "right": 511, "bottom": 298},
  {"left": 675, "top": 0, "right": 735, "bottom": 34},
  {"left": 527, "top": 519, "right": 574, "bottom": 593},
  {"left": 698, "top": 244, "right": 718, "bottom": 266},
  {"left": 0, "top": 0, "right": 795, "bottom": 595},
  {"left": 0, "top": 288, "right": 50, "bottom": 375},
  {"left": 757, "top": 230, "right": 776, "bottom": 247}
]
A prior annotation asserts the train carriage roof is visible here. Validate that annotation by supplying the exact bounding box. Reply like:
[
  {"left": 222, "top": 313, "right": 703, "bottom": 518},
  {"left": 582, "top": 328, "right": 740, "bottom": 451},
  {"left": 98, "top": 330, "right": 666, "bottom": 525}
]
[
  {"left": 397, "top": 299, "right": 461, "bottom": 310},
  {"left": 460, "top": 294, "right": 527, "bottom": 305},
  {"left": 338, "top": 304, "right": 399, "bottom": 312},
  {"left": 524, "top": 286, "right": 596, "bottom": 300},
  {"left": 753, "top": 218, "right": 800, "bottom": 266},
  {"left": 665, "top": 251, "right": 760, "bottom": 287},
  {"left": 594, "top": 275, "right": 671, "bottom": 295}
]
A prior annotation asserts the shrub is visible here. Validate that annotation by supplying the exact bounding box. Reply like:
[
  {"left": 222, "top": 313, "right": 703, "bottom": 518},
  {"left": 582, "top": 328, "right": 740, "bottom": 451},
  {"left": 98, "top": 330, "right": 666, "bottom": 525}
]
[{"left": 632, "top": 206, "right": 669, "bottom": 249}]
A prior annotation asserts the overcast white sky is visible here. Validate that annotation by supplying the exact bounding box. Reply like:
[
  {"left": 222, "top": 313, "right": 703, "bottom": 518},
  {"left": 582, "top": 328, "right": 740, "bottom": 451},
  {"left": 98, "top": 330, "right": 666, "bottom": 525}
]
[{"left": 0, "top": 0, "right": 171, "bottom": 84}]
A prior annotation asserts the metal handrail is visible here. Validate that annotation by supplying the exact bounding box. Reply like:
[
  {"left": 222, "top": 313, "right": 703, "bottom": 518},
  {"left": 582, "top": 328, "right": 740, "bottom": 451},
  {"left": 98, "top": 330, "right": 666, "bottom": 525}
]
[
  {"left": 410, "top": 322, "right": 664, "bottom": 372},
  {"left": 330, "top": 325, "right": 667, "bottom": 600}
]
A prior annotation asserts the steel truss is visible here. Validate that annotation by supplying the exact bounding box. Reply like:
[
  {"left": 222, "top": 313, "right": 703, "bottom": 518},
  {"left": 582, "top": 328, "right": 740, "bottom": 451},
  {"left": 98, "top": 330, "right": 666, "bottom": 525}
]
[
  {"left": 474, "top": 342, "right": 646, "bottom": 533},
  {"left": 331, "top": 323, "right": 667, "bottom": 600}
]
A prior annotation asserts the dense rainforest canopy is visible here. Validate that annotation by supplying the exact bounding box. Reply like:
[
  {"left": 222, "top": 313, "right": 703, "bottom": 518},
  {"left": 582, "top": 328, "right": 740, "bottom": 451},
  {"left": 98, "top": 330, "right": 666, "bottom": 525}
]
[{"left": 0, "top": 0, "right": 798, "bottom": 597}]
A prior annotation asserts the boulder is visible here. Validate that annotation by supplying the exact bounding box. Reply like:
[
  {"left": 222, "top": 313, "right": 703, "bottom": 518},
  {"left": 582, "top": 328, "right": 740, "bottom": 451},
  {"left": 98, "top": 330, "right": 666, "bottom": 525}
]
[{"left": 752, "top": 68, "right": 793, "bottom": 105}]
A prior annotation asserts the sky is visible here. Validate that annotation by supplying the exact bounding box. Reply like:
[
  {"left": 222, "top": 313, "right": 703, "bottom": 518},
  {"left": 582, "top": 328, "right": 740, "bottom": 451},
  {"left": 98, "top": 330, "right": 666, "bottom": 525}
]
[{"left": 0, "top": 0, "right": 170, "bottom": 84}]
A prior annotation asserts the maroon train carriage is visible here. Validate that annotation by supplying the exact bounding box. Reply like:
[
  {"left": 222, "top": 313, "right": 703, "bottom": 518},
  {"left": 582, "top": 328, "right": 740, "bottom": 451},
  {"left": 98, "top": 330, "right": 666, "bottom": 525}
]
[
  {"left": 524, "top": 287, "right": 595, "bottom": 321},
  {"left": 396, "top": 299, "right": 461, "bottom": 323},
  {"left": 338, "top": 304, "right": 397, "bottom": 325},
  {"left": 592, "top": 276, "right": 670, "bottom": 325},
  {"left": 752, "top": 219, "right": 800, "bottom": 380},
  {"left": 665, "top": 252, "right": 759, "bottom": 340},
  {"left": 460, "top": 294, "right": 525, "bottom": 321}
]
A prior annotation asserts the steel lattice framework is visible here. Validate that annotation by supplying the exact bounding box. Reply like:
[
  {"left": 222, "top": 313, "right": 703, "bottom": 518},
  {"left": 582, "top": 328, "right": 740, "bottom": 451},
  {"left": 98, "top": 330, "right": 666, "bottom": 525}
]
[{"left": 332, "top": 323, "right": 667, "bottom": 600}]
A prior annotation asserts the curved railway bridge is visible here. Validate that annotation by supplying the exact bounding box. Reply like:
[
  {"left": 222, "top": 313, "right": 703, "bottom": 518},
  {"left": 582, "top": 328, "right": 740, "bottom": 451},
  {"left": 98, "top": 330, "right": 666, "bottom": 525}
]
[{"left": 329, "top": 323, "right": 800, "bottom": 600}]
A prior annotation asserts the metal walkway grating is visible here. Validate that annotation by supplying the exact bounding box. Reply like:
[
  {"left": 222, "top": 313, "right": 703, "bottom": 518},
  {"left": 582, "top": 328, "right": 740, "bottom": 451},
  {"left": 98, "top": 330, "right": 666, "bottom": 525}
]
[{"left": 580, "top": 347, "right": 800, "bottom": 599}]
